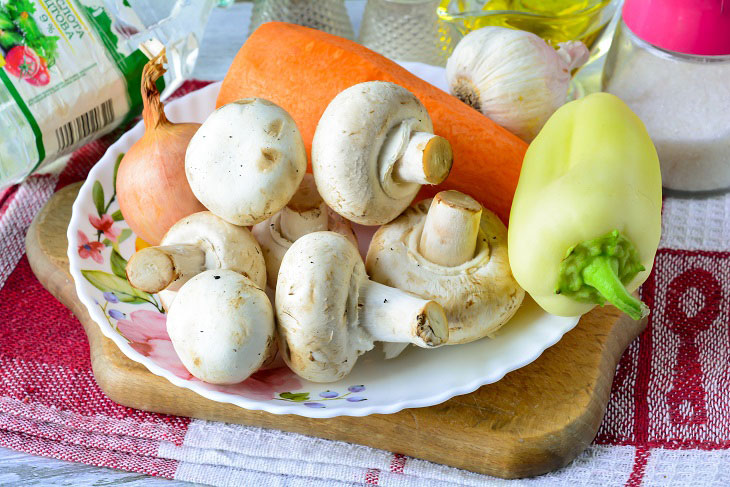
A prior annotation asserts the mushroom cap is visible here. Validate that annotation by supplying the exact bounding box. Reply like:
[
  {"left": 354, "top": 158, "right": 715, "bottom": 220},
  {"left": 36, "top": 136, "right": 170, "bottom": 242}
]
[
  {"left": 167, "top": 270, "right": 275, "bottom": 384},
  {"left": 366, "top": 199, "right": 525, "bottom": 344},
  {"left": 285, "top": 173, "right": 323, "bottom": 214},
  {"left": 162, "top": 211, "right": 266, "bottom": 290},
  {"left": 312, "top": 81, "right": 435, "bottom": 226},
  {"left": 185, "top": 98, "right": 307, "bottom": 226},
  {"left": 252, "top": 208, "right": 357, "bottom": 289},
  {"left": 275, "top": 231, "right": 373, "bottom": 383}
]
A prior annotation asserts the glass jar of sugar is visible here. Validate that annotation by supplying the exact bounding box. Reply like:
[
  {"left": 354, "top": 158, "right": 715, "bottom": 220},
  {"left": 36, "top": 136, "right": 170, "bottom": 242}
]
[{"left": 602, "top": 0, "right": 730, "bottom": 194}]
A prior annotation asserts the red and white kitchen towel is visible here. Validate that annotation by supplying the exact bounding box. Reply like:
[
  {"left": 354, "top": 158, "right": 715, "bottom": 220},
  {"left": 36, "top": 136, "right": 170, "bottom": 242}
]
[{"left": 0, "top": 81, "right": 728, "bottom": 486}]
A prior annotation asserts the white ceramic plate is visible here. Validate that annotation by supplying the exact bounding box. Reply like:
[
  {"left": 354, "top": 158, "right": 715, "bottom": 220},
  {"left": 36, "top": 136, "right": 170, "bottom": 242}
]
[{"left": 67, "top": 75, "right": 580, "bottom": 418}]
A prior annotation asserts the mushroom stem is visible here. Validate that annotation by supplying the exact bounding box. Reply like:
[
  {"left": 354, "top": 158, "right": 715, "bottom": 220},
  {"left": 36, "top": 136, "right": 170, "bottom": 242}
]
[
  {"left": 381, "top": 342, "right": 409, "bottom": 360},
  {"left": 358, "top": 279, "right": 448, "bottom": 348},
  {"left": 419, "top": 191, "right": 483, "bottom": 267},
  {"left": 279, "top": 174, "right": 329, "bottom": 241},
  {"left": 126, "top": 244, "right": 206, "bottom": 293},
  {"left": 392, "top": 132, "right": 453, "bottom": 185}
]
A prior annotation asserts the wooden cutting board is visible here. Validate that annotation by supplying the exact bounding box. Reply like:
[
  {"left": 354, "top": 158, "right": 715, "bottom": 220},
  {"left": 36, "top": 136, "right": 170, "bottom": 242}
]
[{"left": 25, "top": 182, "right": 646, "bottom": 479}]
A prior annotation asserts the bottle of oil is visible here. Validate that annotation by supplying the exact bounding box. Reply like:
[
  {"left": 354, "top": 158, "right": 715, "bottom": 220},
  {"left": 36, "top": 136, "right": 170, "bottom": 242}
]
[
  {"left": 438, "top": 0, "right": 620, "bottom": 96},
  {"left": 437, "top": 0, "right": 618, "bottom": 49}
]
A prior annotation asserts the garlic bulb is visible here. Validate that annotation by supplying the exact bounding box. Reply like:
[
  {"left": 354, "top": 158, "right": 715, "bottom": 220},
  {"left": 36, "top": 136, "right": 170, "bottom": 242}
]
[{"left": 446, "top": 27, "right": 589, "bottom": 142}]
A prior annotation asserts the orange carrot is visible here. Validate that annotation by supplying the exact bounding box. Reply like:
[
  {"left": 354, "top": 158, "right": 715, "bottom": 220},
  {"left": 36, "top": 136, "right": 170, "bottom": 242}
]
[{"left": 218, "top": 22, "right": 527, "bottom": 223}]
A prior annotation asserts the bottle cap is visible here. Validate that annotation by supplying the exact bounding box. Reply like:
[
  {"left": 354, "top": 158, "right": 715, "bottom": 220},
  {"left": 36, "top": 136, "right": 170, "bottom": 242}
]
[{"left": 623, "top": 0, "right": 730, "bottom": 56}]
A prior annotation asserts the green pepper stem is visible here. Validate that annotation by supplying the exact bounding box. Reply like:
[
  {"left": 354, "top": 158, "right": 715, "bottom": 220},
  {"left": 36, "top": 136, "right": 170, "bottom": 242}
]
[{"left": 582, "top": 256, "right": 648, "bottom": 320}]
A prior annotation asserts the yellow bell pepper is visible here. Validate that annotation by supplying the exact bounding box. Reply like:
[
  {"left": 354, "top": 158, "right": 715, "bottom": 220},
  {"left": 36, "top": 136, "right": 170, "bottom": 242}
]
[{"left": 508, "top": 93, "right": 662, "bottom": 319}]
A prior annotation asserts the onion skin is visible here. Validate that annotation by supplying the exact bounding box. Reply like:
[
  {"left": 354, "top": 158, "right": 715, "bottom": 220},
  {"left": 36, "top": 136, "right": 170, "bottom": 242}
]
[
  {"left": 116, "top": 52, "right": 206, "bottom": 245},
  {"left": 117, "top": 123, "right": 205, "bottom": 245}
]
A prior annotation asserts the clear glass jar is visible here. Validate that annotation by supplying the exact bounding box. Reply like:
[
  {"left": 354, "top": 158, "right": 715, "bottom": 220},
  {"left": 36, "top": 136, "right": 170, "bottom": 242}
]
[
  {"left": 359, "top": 0, "right": 459, "bottom": 67},
  {"left": 249, "top": 0, "right": 354, "bottom": 40},
  {"left": 603, "top": 21, "right": 730, "bottom": 194}
]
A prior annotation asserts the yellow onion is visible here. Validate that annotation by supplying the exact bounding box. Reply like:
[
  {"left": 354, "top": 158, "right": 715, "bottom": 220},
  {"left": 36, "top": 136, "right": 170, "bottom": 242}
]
[{"left": 116, "top": 52, "right": 205, "bottom": 245}]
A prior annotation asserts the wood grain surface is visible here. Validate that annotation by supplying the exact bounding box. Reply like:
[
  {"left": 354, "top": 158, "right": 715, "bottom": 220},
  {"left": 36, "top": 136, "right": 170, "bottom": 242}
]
[{"left": 25, "top": 182, "right": 646, "bottom": 479}]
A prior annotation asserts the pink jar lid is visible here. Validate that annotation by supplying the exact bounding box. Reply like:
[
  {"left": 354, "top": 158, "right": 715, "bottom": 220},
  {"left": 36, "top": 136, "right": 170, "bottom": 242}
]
[{"left": 623, "top": 0, "right": 730, "bottom": 56}]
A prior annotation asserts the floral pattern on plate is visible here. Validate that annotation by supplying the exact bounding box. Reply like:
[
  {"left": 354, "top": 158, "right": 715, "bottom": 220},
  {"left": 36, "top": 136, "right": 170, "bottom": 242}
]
[
  {"left": 277, "top": 385, "right": 368, "bottom": 408},
  {"left": 75, "top": 153, "right": 309, "bottom": 403}
]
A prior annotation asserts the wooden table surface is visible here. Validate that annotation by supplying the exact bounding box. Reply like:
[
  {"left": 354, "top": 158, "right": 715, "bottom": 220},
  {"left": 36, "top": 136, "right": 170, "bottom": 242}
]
[{"left": 2, "top": 2, "right": 364, "bottom": 485}]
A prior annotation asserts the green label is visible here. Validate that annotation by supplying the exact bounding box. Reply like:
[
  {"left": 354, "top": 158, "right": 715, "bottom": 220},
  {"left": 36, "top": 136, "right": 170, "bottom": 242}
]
[{"left": 0, "top": 0, "right": 164, "bottom": 179}]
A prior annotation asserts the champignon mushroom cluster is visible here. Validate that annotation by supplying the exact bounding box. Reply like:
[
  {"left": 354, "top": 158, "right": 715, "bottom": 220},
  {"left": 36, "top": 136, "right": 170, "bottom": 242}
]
[{"left": 125, "top": 81, "right": 524, "bottom": 385}]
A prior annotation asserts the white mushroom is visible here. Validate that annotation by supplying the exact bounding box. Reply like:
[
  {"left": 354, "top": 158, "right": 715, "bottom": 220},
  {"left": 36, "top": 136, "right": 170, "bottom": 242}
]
[
  {"left": 251, "top": 174, "right": 357, "bottom": 288},
  {"left": 275, "top": 231, "right": 449, "bottom": 383},
  {"left": 366, "top": 190, "right": 525, "bottom": 346},
  {"left": 185, "top": 98, "right": 307, "bottom": 226},
  {"left": 167, "top": 270, "right": 275, "bottom": 384},
  {"left": 312, "top": 81, "right": 453, "bottom": 226},
  {"left": 125, "top": 211, "right": 266, "bottom": 309}
]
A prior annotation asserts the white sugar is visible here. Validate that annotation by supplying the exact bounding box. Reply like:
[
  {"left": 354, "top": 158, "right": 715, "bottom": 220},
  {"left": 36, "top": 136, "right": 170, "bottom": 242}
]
[{"left": 605, "top": 45, "right": 730, "bottom": 192}]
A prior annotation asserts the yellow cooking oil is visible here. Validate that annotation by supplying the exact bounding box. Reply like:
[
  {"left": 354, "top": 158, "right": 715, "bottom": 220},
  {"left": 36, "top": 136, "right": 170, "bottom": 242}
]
[{"left": 437, "top": 0, "right": 614, "bottom": 49}]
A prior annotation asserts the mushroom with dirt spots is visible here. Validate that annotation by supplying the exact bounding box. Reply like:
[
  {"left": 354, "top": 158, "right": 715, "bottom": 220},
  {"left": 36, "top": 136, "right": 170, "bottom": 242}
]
[
  {"left": 167, "top": 269, "right": 276, "bottom": 384},
  {"left": 185, "top": 98, "right": 307, "bottom": 226},
  {"left": 312, "top": 81, "right": 453, "bottom": 226},
  {"left": 275, "top": 231, "right": 449, "bottom": 383},
  {"left": 125, "top": 211, "right": 266, "bottom": 309},
  {"left": 251, "top": 174, "right": 357, "bottom": 288},
  {"left": 366, "top": 190, "right": 524, "bottom": 347}
]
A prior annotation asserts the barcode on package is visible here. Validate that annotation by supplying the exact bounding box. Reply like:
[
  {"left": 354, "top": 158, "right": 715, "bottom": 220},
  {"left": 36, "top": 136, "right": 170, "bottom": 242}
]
[{"left": 55, "top": 100, "right": 115, "bottom": 151}]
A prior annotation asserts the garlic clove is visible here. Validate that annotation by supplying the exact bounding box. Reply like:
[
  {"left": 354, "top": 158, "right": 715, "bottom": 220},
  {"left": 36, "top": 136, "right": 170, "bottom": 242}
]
[{"left": 446, "top": 27, "right": 589, "bottom": 142}]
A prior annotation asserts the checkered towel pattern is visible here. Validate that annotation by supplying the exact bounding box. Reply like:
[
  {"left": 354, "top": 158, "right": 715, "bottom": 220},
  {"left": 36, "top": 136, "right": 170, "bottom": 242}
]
[{"left": 0, "top": 81, "right": 728, "bottom": 486}]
